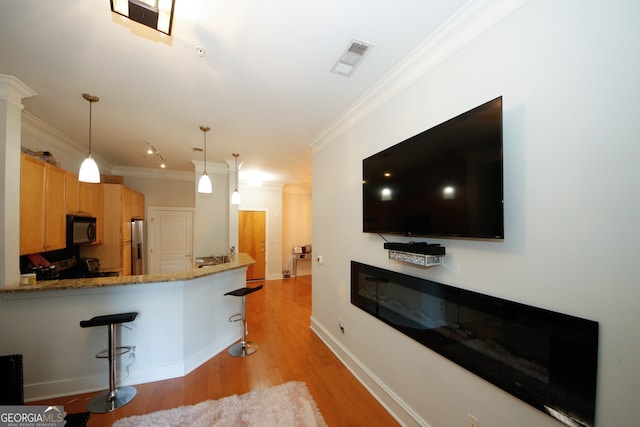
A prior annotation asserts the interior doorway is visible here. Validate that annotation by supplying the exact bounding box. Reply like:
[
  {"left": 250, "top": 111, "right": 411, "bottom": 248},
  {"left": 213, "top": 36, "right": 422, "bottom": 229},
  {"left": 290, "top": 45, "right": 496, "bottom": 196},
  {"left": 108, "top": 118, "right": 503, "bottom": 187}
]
[
  {"left": 239, "top": 210, "right": 266, "bottom": 280},
  {"left": 148, "top": 207, "right": 194, "bottom": 274}
]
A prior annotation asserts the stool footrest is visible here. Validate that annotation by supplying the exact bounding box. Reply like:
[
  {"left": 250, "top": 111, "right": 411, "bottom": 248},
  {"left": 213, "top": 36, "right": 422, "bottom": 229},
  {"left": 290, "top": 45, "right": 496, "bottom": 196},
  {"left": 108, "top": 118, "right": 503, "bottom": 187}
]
[
  {"left": 95, "top": 346, "right": 133, "bottom": 359},
  {"left": 228, "top": 313, "right": 243, "bottom": 323}
]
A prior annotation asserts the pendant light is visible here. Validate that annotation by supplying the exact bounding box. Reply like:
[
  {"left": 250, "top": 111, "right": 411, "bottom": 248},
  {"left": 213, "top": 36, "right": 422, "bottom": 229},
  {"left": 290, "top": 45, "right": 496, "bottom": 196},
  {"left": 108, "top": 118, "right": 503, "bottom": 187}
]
[
  {"left": 197, "top": 125, "right": 212, "bottom": 193},
  {"left": 231, "top": 153, "right": 241, "bottom": 205},
  {"left": 78, "top": 93, "right": 101, "bottom": 183}
]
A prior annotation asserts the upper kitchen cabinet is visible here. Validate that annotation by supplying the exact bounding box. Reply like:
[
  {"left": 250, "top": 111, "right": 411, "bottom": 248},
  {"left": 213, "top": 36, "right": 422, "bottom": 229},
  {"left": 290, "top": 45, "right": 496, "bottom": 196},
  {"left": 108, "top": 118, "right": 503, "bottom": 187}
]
[
  {"left": 65, "top": 172, "right": 79, "bottom": 213},
  {"left": 80, "top": 182, "right": 103, "bottom": 243},
  {"left": 66, "top": 172, "right": 102, "bottom": 216},
  {"left": 131, "top": 189, "right": 144, "bottom": 219},
  {"left": 20, "top": 153, "right": 66, "bottom": 255}
]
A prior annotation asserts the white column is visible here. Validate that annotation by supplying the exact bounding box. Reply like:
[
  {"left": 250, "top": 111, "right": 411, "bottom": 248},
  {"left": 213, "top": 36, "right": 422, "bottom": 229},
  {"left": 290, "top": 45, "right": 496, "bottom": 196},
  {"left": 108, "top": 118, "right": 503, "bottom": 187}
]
[{"left": 0, "top": 75, "right": 36, "bottom": 288}]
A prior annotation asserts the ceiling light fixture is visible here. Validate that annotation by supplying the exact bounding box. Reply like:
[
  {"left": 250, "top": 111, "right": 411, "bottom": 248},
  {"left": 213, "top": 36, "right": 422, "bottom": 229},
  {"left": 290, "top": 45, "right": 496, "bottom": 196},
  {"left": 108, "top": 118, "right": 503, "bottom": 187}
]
[
  {"left": 231, "top": 154, "right": 241, "bottom": 205},
  {"left": 197, "top": 126, "right": 212, "bottom": 194},
  {"left": 145, "top": 142, "right": 166, "bottom": 168},
  {"left": 110, "top": 0, "right": 176, "bottom": 35},
  {"left": 78, "top": 93, "right": 101, "bottom": 183}
]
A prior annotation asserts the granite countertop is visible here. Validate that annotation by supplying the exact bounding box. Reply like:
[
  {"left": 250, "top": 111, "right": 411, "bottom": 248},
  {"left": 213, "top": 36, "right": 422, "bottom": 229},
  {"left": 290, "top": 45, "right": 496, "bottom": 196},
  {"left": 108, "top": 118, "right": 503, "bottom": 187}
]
[{"left": 2, "top": 253, "right": 255, "bottom": 294}]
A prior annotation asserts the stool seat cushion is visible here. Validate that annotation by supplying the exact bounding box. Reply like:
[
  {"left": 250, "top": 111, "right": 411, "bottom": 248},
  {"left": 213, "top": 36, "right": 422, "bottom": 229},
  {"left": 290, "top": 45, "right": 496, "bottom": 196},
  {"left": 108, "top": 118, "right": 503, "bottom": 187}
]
[
  {"left": 224, "top": 285, "right": 263, "bottom": 297},
  {"left": 80, "top": 312, "right": 138, "bottom": 328}
]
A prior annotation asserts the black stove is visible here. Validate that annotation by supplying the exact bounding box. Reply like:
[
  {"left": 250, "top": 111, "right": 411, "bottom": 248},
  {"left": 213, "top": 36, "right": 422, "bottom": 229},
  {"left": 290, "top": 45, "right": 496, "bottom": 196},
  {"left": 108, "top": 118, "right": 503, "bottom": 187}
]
[{"left": 53, "top": 257, "right": 119, "bottom": 279}]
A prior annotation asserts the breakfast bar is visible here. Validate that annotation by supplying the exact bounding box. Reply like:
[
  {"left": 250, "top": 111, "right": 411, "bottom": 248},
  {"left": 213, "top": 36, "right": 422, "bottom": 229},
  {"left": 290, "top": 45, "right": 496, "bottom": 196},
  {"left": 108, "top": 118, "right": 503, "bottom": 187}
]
[{"left": 0, "top": 253, "right": 255, "bottom": 401}]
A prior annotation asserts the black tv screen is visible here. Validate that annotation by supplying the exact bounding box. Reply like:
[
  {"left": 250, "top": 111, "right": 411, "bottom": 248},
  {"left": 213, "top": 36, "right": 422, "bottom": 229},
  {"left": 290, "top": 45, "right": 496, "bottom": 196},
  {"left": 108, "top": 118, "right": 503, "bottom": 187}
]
[{"left": 363, "top": 97, "right": 503, "bottom": 239}]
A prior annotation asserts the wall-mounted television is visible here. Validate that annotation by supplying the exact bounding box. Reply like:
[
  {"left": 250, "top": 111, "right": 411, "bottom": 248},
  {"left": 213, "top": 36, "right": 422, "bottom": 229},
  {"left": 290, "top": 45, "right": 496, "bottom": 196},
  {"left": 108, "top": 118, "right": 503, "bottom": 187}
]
[{"left": 363, "top": 97, "right": 503, "bottom": 239}]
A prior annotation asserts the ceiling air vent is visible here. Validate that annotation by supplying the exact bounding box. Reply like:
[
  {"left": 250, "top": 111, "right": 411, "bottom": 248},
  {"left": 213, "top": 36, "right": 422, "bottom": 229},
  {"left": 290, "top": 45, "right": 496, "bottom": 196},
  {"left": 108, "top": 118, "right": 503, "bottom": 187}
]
[{"left": 330, "top": 39, "right": 374, "bottom": 77}]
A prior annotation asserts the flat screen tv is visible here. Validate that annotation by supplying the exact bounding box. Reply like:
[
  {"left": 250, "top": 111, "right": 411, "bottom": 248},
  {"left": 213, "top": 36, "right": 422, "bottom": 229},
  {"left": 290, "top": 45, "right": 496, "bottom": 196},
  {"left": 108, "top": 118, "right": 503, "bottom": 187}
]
[{"left": 363, "top": 96, "right": 503, "bottom": 239}]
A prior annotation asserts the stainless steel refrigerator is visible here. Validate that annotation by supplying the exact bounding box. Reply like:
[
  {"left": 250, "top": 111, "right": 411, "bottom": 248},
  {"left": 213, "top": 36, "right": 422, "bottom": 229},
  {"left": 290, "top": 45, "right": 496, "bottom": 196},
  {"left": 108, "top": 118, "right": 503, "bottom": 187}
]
[{"left": 131, "top": 219, "right": 144, "bottom": 275}]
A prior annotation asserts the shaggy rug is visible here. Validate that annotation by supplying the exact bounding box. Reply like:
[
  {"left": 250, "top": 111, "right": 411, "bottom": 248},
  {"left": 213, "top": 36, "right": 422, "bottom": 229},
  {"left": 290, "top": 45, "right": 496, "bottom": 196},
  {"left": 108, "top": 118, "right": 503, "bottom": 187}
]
[{"left": 112, "top": 381, "right": 327, "bottom": 427}]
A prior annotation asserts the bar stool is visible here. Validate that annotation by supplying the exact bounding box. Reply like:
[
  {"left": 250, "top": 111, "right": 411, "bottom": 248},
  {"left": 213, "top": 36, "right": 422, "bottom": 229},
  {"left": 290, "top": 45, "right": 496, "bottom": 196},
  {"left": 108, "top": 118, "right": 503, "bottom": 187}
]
[
  {"left": 224, "top": 285, "right": 263, "bottom": 357},
  {"left": 80, "top": 312, "right": 138, "bottom": 413}
]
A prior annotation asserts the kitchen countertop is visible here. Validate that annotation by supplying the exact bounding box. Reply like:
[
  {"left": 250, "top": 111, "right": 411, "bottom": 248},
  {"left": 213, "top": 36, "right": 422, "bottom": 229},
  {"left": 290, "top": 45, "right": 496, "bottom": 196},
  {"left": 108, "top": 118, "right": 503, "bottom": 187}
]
[{"left": 1, "top": 252, "right": 255, "bottom": 293}]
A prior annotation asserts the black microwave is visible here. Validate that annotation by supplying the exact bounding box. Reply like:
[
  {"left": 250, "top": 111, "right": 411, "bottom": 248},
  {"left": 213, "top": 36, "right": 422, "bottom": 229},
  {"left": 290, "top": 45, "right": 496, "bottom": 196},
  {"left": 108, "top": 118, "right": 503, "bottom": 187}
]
[{"left": 66, "top": 215, "right": 97, "bottom": 245}]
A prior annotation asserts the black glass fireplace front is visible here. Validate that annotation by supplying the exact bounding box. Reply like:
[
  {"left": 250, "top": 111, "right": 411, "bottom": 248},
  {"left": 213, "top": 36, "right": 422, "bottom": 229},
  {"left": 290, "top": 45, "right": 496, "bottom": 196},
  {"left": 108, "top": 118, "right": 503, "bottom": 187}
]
[{"left": 351, "top": 261, "right": 598, "bottom": 427}]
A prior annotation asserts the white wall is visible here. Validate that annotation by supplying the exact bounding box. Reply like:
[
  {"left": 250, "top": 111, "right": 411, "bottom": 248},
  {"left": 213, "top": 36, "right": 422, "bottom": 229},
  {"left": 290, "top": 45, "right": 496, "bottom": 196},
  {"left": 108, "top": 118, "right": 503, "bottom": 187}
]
[
  {"left": 193, "top": 162, "right": 230, "bottom": 257},
  {"left": 283, "top": 185, "right": 312, "bottom": 276},
  {"left": 124, "top": 174, "right": 194, "bottom": 209},
  {"left": 311, "top": 1, "right": 640, "bottom": 426}
]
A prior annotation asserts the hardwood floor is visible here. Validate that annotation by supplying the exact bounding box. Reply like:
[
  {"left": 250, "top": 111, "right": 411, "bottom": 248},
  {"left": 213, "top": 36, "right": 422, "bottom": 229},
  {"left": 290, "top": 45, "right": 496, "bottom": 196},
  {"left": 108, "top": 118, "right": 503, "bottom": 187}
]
[{"left": 34, "top": 276, "right": 399, "bottom": 426}]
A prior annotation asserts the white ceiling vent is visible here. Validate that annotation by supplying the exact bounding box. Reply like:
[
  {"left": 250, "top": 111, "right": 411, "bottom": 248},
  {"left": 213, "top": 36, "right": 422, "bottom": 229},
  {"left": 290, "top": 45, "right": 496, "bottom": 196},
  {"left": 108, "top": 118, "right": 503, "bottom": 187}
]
[{"left": 331, "top": 39, "right": 374, "bottom": 77}]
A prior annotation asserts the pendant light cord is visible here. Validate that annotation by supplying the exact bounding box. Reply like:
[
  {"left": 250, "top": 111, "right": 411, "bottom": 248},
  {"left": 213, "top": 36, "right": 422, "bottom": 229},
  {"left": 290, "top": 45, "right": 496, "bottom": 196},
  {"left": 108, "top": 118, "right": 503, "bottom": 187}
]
[
  {"left": 82, "top": 93, "right": 99, "bottom": 155},
  {"left": 233, "top": 153, "right": 239, "bottom": 191},
  {"left": 200, "top": 126, "right": 210, "bottom": 173},
  {"left": 203, "top": 131, "right": 207, "bottom": 173},
  {"left": 88, "top": 101, "right": 93, "bottom": 155}
]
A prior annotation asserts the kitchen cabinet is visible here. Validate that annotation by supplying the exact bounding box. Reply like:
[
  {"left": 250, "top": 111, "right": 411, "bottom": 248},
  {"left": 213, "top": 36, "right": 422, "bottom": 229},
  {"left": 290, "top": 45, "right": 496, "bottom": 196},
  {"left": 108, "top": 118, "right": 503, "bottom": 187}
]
[
  {"left": 132, "top": 189, "right": 145, "bottom": 219},
  {"left": 80, "top": 182, "right": 103, "bottom": 243},
  {"left": 65, "top": 172, "right": 103, "bottom": 243},
  {"left": 80, "top": 183, "right": 144, "bottom": 274},
  {"left": 65, "top": 172, "right": 79, "bottom": 213},
  {"left": 122, "top": 241, "right": 132, "bottom": 276},
  {"left": 20, "top": 153, "right": 66, "bottom": 255}
]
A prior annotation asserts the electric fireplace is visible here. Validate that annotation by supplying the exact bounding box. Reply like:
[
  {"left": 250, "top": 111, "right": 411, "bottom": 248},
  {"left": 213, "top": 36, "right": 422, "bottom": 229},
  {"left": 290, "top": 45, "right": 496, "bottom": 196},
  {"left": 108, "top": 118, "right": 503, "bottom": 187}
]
[{"left": 351, "top": 261, "right": 598, "bottom": 427}]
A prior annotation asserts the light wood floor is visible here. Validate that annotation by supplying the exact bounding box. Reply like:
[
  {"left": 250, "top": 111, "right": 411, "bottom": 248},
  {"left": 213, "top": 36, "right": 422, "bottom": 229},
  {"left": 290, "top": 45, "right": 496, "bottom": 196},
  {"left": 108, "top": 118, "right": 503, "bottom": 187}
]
[{"left": 34, "top": 276, "right": 399, "bottom": 426}]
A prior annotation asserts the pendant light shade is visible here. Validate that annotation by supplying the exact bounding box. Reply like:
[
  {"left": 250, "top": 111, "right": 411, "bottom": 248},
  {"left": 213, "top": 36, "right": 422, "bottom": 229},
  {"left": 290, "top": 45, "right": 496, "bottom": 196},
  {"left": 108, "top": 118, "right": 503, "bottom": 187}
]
[
  {"left": 231, "top": 153, "right": 241, "bottom": 205},
  {"left": 79, "top": 93, "right": 101, "bottom": 183},
  {"left": 198, "top": 172, "right": 212, "bottom": 193},
  {"left": 197, "top": 125, "right": 212, "bottom": 194}
]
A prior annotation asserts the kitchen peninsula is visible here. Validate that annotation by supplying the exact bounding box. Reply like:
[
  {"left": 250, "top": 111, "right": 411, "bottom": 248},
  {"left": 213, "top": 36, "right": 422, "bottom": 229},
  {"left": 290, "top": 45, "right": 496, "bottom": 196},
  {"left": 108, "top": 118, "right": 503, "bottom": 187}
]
[{"left": 0, "top": 253, "right": 255, "bottom": 401}]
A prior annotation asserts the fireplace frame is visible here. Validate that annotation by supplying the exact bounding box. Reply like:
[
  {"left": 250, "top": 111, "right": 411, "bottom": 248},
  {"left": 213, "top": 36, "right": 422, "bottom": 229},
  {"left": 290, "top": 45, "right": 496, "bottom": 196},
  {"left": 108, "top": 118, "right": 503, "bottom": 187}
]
[{"left": 351, "top": 261, "right": 598, "bottom": 427}]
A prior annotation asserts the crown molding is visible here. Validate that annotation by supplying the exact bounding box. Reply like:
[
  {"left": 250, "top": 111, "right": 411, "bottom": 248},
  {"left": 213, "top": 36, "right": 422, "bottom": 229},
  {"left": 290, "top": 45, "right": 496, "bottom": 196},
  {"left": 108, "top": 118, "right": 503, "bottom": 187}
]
[
  {"left": 0, "top": 74, "right": 36, "bottom": 107},
  {"left": 310, "top": 0, "right": 530, "bottom": 154},
  {"left": 110, "top": 165, "right": 194, "bottom": 181},
  {"left": 21, "top": 111, "right": 114, "bottom": 171}
]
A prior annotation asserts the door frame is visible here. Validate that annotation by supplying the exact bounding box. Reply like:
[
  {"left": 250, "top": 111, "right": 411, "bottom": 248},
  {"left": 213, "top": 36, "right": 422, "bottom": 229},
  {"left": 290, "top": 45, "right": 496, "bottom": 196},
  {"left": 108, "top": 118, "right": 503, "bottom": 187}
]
[
  {"left": 239, "top": 207, "right": 269, "bottom": 280},
  {"left": 147, "top": 206, "right": 195, "bottom": 274}
]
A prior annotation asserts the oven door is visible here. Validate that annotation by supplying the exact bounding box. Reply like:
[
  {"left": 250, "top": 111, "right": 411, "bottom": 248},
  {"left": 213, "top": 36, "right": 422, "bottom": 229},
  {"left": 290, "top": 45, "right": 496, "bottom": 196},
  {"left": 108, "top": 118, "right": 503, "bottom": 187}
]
[{"left": 67, "top": 215, "right": 97, "bottom": 245}]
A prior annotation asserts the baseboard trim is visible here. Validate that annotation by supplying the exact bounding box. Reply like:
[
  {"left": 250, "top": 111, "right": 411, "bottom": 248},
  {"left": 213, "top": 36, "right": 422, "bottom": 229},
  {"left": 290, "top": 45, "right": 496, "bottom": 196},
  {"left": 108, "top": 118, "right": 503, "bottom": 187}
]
[
  {"left": 24, "top": 334, "right": 237, "bottom": 402},
  {"left": 310, "top": 316, "right": 430, "bottom": 427}
]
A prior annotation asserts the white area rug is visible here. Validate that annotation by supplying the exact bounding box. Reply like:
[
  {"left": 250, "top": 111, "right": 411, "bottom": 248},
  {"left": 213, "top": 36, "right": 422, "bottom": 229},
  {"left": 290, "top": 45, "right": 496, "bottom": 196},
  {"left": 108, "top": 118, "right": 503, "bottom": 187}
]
[{"left": 113, "top": 381, "right": 327, "bottom": 427}]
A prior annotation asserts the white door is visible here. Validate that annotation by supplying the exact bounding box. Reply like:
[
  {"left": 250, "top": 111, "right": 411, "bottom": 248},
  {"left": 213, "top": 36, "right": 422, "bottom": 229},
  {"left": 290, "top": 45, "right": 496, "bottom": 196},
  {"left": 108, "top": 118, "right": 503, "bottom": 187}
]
[{"left": 148, "top": 208, "right": 194, "bottom": 274}]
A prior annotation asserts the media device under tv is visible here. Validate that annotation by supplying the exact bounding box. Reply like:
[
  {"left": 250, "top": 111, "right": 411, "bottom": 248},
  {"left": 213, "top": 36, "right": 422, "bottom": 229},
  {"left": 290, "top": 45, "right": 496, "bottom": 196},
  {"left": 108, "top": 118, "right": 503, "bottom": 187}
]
[{"left": 363, "top": 96, "right": 503, "bottom": 239}]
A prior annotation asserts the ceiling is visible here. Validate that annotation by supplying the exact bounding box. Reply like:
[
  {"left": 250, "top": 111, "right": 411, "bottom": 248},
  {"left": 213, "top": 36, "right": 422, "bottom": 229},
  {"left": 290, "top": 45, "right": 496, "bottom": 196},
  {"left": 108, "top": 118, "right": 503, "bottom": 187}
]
[{"left": 0, "top": 0, "right": 470, "bottom": 187}]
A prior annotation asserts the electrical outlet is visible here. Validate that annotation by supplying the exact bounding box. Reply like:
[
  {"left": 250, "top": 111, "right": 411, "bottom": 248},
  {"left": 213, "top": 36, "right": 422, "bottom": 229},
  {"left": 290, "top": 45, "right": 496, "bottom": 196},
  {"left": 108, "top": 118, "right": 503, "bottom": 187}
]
[
  {"left": 466, "top": 413, "right": 479, "bottom": 427},
  {"left": 338, "top": 319, "right": 345, "bottom": 334}
]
